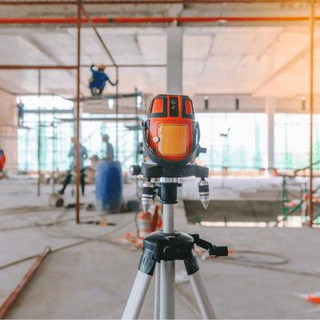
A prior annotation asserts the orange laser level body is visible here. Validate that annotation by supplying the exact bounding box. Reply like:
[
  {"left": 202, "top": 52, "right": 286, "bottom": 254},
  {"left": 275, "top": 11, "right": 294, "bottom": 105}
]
[{"left": 143, "top": 94, "right": 201, "bottom": 166}]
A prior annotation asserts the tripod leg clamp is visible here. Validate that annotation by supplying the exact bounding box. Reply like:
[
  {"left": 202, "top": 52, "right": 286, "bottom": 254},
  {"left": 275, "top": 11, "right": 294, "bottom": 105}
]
[
  {"left": 138, "top": 248, "right": 156, "bottom": 276},
  {"left": 184, "top": 253, "right": 200, "bottom": 275}
]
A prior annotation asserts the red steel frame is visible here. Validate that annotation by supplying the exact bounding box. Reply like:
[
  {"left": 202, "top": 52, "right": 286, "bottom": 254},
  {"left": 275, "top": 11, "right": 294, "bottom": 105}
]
[
  {"left": 0, "top": 0, "right": 315, "bottom": 4},
  {"left": 309, "top": 0, "right": 315, "bottom": 227},
  {"left": 0, "top": 16, "right": 319, "bottom": 24}
]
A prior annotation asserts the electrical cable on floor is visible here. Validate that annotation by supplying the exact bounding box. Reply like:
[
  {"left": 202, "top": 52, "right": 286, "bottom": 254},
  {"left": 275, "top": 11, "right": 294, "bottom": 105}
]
[
  {"left": 36, "top": 212, "right": 135, "bottom": 247},
  {"left": 0, "top": 206, "right": 56, "bottom": 217},
  {"left": 214, "top": 256, "right": 320, "bottom": 278},
  {"left": 0, "top": 217, "right": 75, "bottom": 232},
  {"left": 0, "top": 254, "right": 41, "bottom": 272},
  {"left": 0, "top": 215, "right": 136, "bottom": 272},
  {"left": 2, "top": 209, "right": 319, "bottom": 280},
  {"left": 226, "top": 250, "right": 289, "bottom": 265}
]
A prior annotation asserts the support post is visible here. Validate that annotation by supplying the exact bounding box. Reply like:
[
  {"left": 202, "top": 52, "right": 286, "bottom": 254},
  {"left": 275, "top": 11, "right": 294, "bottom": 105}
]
[
  {"left": 115, "top": 66, "right": 119, "bottom": 161},
  {"left": 266, "top": 98, "right": 275, "bottom": 176},
  {"left": 166, "top": 27, "right": 183, "bottom": 94},
  {"left": 37, "top": 70, "right": 42, "bottom": 196},
  {"left": 309, "top": 0, "right": 315, "bottom": 227},
  {"left": 75, "top": 1, "right": 81, "bottom": 224}
]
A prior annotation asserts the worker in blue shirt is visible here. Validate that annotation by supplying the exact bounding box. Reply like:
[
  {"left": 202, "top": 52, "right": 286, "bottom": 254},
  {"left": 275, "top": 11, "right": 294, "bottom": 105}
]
[
  {"left": 89, "top": 64, "right": 118, "bottom": 96},
  {"left": 102, "top": 134, "right": 114, "bottom": 162},
  {"left": 58, "top": 137, "right": 88, "bottom": 196},
  {"left": 17, "top": 99, "right": 25, "bottom": 127}
]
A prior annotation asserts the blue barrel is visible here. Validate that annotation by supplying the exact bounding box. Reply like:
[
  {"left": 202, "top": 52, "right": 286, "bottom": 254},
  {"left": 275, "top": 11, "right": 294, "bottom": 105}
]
[{"left": 95, "top": 161, "right": 123, "bottom": 212}]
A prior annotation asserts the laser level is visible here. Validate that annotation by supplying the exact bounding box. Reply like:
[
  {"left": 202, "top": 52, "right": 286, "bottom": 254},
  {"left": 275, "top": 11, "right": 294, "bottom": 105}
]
[{"left": 123, "top": 94, "right": 228, "bottom": 320}]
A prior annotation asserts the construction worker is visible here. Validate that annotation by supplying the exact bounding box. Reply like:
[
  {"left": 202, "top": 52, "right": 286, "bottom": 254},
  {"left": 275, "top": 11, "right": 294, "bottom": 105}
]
[
  {"left": 0, "top": 148, "right": 6, "bottom": 179},
  {"left": 58, "top": 137, "right": 88, "bottom": 196},
  {"left": 89, "top": 64, "right": 118, "bottom": 96},
  {"left": 102, "top": 134, "right": 114, "bottom": 162},
  {"left": 17, "top": 99, "right": 25, "bottom": 127}
]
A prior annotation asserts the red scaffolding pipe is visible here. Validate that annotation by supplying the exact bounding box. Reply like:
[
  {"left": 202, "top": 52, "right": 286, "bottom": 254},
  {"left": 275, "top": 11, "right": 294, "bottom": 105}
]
[
  {"left": 308, "top": 0, "right": 315, "bottom": 227},
  {"left": 0, "top": 0, "right": 312, "bottom": 5},
  {"left": 75, "top": 1, "right": 81, "bottom": 224},
  {"left": 0, "top": 64, "right": 165, "bottom": 69},
  {"left": 0, "top": 16, "right": 317, "bottom": 25},
  {"left": 0, "top": 65, "right": 77, "bottom": 69},
  {"left": 0, "top": 247, "right": 51, "bottom": 319}
]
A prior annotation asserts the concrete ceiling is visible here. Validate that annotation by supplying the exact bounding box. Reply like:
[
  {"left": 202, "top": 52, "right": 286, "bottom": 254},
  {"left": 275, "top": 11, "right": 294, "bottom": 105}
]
[{"left": 0, "top": 2, "right": 319, "bottom": 105}]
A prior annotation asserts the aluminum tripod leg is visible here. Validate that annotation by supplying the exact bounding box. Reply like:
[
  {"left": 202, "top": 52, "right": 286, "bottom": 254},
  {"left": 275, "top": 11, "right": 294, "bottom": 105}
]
[
  {"left": 160, "top": 260, "right": 175, "bottom": 319},
  {"left": 154, "top": 263, "right": 160, "bottom": 319},
  {"left": 189, "top": 271, "right": 216, "bottom": 319},
  {"left": 122, "top": 271, "right": 153, "bottom": 319}
]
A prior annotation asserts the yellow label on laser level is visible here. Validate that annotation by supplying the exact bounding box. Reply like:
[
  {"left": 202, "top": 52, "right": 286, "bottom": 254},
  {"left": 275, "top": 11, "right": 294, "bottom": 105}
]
[{"left": 159, "top": 124, "right": 188, "bottom": 156}]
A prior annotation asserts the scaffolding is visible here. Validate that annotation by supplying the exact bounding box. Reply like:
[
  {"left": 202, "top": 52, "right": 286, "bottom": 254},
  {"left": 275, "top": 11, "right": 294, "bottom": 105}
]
[{"left": 0, "top": 0, "right": 317, "bottom": 226}]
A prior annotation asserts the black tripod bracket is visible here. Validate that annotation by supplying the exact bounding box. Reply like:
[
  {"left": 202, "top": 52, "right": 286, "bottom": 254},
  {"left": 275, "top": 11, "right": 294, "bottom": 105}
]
[
  {"left": 130, "top": 163, "right": 209, "bottom": 179},
  {"left": 156, "top": 182, "right": 182, "bottom": 204},
  {"left": 138, "top": 232, "right": 228, "bottom": 276}
]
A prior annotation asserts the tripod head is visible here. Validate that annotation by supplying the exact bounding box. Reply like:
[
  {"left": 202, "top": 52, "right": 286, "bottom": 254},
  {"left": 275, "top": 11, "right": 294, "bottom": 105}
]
[{"left": 130, "top": 162, "right": 210, "bottom": 212}]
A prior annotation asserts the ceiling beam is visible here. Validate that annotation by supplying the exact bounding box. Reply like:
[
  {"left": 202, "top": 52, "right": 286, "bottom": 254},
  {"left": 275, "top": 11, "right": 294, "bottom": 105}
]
[
  {"left": 253, "top": 37, "right": 320, "bottom": 95},
  {"left": 0, "top": 16, "right": 318, "bottom": 25},
  {"left": 23, "top": 34, "right": 88, "bottom": 91},
  {"left": 0, "top": 0, "right": 316, "bottom": 5}
]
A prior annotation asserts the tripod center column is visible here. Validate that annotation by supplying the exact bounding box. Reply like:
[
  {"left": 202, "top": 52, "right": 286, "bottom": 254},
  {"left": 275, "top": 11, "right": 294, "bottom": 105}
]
[
  {"left": 160, "top": 177, "right": 178, "bottom": 233},
  {"left": 163, "top": 203, "right": 174, "bottom": 233},
  {"left": 159, "top": 178, "right": 178, "bottom": 233}
]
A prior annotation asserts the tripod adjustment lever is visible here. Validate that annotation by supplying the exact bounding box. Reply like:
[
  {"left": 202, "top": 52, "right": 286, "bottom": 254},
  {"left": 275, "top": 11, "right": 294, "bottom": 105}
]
[{"left": 190, "top": 234, "right": 228, "bottom": 257}]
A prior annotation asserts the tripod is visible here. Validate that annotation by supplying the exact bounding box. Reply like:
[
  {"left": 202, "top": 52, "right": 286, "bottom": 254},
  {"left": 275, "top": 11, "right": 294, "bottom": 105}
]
[{"left": 122, "top": 164, "right": 228, "bottom": 319}]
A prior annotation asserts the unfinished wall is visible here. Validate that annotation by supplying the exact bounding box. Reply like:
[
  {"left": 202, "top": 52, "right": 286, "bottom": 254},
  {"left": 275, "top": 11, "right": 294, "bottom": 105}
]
[{"left": 0, "top": 90, "right": 17, "bottom": 173}]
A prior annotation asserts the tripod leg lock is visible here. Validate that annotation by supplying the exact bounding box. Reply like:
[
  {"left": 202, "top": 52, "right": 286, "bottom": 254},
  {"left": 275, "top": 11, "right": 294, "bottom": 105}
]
[
  {"left": 184, "top": 253, "right": 200, "bottom": 275},
  {"left": 138, "top": 248, "right": 156, "bottom": 276},
  {"left": 190, "top": 234, "right": 228, "bottom": 257}
]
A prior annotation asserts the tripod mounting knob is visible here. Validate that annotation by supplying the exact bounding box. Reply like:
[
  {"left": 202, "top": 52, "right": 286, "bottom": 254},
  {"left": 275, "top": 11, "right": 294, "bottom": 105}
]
[
  {"left": 129, "top": 165, "right": 142, "bottom": 176},
  {"left": 197, "top": 146, "right": 207, "bottom": 155},
  {"left": 163, "top": 246, "right": 180, "bottom": 260}
]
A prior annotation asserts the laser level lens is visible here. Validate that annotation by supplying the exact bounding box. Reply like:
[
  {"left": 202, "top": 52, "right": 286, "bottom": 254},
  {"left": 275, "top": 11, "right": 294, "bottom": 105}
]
[{"left": 169, "top": 97, "right": 179, "bottom": 117}]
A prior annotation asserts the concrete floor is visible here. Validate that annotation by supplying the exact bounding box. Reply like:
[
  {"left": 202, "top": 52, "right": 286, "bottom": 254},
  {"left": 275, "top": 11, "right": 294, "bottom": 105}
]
[{"left": 0, "top": 177, "right": 320, "bottom": 319}]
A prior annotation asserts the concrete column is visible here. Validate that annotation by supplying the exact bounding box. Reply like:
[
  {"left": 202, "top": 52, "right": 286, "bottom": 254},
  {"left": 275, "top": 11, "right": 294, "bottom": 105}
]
[
  {"left": 0, "top": 90, "right": 17, "bottom": 173},
  {"left": 166, "top": 27, "right": 183, "bottom": 94},
  {"left": 166, "top": 27, "right": 183, "bottom": 204},
  {"left": 266, "top": 97, "right": 276, "bottom": 176}
]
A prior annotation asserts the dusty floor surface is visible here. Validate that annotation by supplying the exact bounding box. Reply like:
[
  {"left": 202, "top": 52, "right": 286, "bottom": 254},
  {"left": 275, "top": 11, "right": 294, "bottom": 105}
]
[{"left": 0, "top": 177, "right": 320, "bottom": 319}]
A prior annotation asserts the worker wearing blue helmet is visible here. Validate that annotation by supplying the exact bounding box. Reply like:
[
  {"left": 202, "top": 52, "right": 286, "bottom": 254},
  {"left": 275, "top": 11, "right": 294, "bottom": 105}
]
[{"left": 89, "top": 64, "right": 118, "bottom": 96}]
